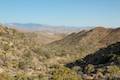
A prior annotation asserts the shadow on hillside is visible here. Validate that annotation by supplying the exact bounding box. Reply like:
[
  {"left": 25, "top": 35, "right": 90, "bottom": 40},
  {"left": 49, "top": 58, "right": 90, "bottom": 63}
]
[{"left": 65, "top": 42, "right": 120, "bottom": 68}]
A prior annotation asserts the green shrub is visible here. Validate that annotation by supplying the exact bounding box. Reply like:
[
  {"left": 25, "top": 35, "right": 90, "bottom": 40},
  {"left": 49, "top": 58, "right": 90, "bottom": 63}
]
[
  {"left": 84, "top": 64, "right": 95, "bottom": 74},
  {"left": 51, "top": 65, "right": 82, "bottom": 80},
  {"left": 107, "top": 65, "right": 120, "bottom": 75},
  {"left": 72, "top": 66, "right": 83, "bottom": 73},
  {"left": 14, "top": 72, "right": 30, "bottom": 80},
  {"left": 116, "top": 56, "right": 120, "bottom": 64}
]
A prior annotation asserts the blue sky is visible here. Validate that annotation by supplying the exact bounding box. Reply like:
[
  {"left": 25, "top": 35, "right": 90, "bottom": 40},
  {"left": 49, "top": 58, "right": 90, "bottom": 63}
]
[{"left": 0, "top": 0, "right": 120, "bottom": 27}]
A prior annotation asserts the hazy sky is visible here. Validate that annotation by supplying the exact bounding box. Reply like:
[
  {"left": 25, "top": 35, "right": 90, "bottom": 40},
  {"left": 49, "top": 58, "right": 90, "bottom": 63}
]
[{"left": 0, "top": 0, "right": 120, "bottom": 27}]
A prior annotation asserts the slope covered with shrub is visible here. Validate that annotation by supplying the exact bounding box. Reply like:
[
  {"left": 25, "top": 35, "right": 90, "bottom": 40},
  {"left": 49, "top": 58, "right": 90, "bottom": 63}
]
[
  {"left": 66, "top": 42, "right": 120, "bottom": 79},
  {"left": 1, "top": 24, "right": 120, "bottom": 80},
  {"left": 0, "top": 25, "right": 81, "bottom": 80},
  {"left": 45, "top": 27, "right": 120, "bottom": 62}
]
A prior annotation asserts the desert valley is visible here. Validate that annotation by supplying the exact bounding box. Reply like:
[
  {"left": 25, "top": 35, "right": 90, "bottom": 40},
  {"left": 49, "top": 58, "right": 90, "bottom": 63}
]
[
  {"left": 0, "top": 0, "right": 119, "bottom": 80},
  {"left": 0, "top": 24, "right": 119, "bottom": 80}
]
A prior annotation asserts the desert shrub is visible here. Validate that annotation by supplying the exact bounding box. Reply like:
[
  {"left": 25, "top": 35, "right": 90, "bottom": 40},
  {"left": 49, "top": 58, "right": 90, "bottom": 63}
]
[
  {"left": 107, "top": 76, "right": 120, "bottom": 80},
  {"left": 18, "top": 54, "right": 32, "bottom": 70},
  {"left": 18, "top": 60, "right": 30, "bottom": 70},
  {"left": 30, "top": 75, "right": 49, "bottom": 80},
  {"left": 72, "top": 66, "right": 83, "bottom": 74},
  {"left": 0, "top": 72, "right": 13, "bottom": 80},
  {"left": 116, "top": 56, "right": 120, "bottom": 64},
  {"left": 96, "top": 68, "right": 105, "bottom": 74},
  {"left": 51, "top": 65, "right": 82, "bottom": 80},
  {"left": 84, "top": 64, "right": 95, "bottom": 74},
  {"left": 107, "top": 65, "right": 120, "bottom": 75},
  {"left": 14, "top": 72, "right": 30, "bottom": 80}
]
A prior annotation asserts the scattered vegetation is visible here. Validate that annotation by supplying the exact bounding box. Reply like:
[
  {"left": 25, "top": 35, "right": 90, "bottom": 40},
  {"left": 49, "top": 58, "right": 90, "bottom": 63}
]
[
  {"left": 50, "top": 65, "right": 82, "bottom": 80},
  {"left": 0, "top": 25, "right": 120, "bottom": 80}
]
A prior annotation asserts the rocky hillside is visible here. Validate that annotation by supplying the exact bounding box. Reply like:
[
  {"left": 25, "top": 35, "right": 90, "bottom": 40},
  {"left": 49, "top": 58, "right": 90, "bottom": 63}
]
[
  {"left": 0, "top": 25, "right": 120, "bottom": 80},
  {"left": 66, "top": 42, "right": 120, "bottom": 79},
  {"left": 0, "top": 25, "right": 49, "bottom": 79},
  {"left": 48, "top": 27, "right": 120, "bottom": 58},
  {"left": 0, "top": 25, "right": 69, "bottom": 80}
]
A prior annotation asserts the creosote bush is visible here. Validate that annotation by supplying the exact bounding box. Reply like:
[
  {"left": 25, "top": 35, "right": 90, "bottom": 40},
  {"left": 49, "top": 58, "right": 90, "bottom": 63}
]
[
  {"left": 51, "top": 65, "right": 82, "bottom": 80},
  {"left": 107, "top": 65, "right": 120, "bottom": 75},
  {"left": 84, "top": 64, "right": 95, "bottom": 74}
]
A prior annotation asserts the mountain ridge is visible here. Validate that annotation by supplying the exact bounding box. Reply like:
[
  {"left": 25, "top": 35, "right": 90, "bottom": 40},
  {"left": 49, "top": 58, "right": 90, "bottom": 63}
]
[{"left": 47, "top": 26, "right": 120, "bottom": 59}]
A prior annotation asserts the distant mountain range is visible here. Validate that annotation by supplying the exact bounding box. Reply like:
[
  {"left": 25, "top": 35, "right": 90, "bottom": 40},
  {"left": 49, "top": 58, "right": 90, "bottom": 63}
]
[{"left": 7, "top": 23, "right": 92, "bottom": 33}]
